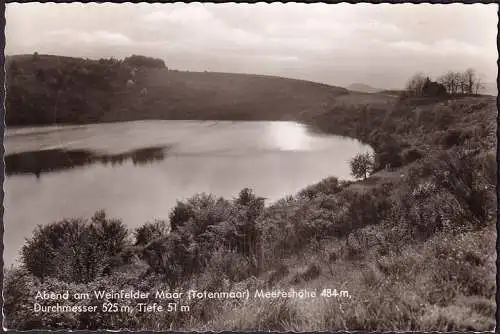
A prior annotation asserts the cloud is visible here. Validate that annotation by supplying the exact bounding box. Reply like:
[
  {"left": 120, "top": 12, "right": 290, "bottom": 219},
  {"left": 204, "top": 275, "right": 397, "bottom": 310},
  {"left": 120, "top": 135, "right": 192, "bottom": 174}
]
[
  {"left": 388, "top": 39, "right": 486, "bottom": 57},
  {"left": 46, "top": 29, "right": 133, "bottom": 46},
  {"left": 140, "top": 5, "right": 214, "bottom": 24},
  {"left": 6, "top": 3, "right": 498, "bottom": 88}
]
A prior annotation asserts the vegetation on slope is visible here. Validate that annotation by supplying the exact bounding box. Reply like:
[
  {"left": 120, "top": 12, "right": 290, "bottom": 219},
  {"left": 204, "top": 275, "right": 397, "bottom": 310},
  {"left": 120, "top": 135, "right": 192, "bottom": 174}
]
[
  {"left": 6, "top": 54, "right": 347, "bottom": 126},
  {"left": 3, "top": 54, "right": 497, "bottom": 331}
]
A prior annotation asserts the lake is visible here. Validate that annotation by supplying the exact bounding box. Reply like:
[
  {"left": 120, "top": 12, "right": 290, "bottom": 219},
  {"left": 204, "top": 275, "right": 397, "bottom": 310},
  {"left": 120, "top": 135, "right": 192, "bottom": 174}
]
[{"left": 4, "top": 120, "right": 372, "bottom": 266}]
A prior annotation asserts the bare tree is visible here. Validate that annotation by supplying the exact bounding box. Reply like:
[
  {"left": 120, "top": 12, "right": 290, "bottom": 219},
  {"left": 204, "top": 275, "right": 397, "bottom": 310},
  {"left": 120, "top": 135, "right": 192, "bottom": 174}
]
[
  {"left": 463, "top": 68, "right": 477, "bottom": 95},
  {"left": 414, "top": 68, "right": 480, "bottom": 96},
  {"left": 474, "top": 74, "right": 486, "bottom": 95},
  {"left": 438, "top": 72, "right": 453, "bottom": 95},
  {"left": 457, "top": 72, "right": 467, "bottom": 95},
  {"left": 405, "top": 72, "right": 427, "bottom": 96},
  {"left": 452, "top": 71, "right": 462, "bottom": 95},
  {"left": 439, "top": 71, "right": 464, "bottom": 95}
]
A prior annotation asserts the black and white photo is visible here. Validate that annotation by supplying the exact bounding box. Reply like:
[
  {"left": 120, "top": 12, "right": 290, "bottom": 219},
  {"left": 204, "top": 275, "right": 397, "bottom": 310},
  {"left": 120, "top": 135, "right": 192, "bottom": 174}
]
[{"left": 2, "top": 2, "right": 498, "bottom": 331}]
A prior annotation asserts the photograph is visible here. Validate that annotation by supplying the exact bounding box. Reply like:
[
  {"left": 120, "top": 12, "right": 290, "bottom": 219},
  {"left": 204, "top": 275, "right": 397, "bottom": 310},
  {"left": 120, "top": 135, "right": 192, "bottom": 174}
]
[{"left": 2, "top": 2, "right": 498, "bottom": 331}]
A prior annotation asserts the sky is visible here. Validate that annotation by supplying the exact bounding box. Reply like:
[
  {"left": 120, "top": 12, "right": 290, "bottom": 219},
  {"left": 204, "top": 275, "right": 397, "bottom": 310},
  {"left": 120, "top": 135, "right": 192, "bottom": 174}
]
[{"left": 5, "top": 3, "right": 498, "bottom": 89}]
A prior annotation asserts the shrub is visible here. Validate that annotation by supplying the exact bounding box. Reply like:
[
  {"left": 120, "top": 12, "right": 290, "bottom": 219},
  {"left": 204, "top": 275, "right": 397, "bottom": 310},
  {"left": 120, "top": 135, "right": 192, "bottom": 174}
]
[
  {"left": 374, "top": 140, "right": 404, "bottom": 170},
  {"left": 169, "top": 193, "right": 232, "bottom": 233},
  {"left": 297, "top": 176, "right": 342, "bottom": 199},
  {"left": 389, "top": 148, "right": 494, "bottom": 242},
  {"left": 336, "top": 186, "right": 391, "bottom": 234},
  {"left": 202, "top": 247, "right": 256, "bottom": 284},
  {"left": 428, "top": 231, "right": 495, "bottom": 305},
  {"left": 139, "top": 191, "right": 262, "bottom": 286},
  {"left": 21, "top": 217, "right": 87, "bottom": 282},
  {"left": 257, "top": 199, "right": 318, "bottom": 265},
  {"left": 438, "top": 128, "right": 475, "bottom": 149},
  {"left": 21, "top": 210, "right": 130, "bottom": 283},
  {"left": 139, "top": 229, "right": 197, "bottom": 288},
  {"left": 134, "top": 220, "right": 170, "bottom": 246},
  {"left": 3, "top": 268, "right": 41, "bottom": 329},
  {"left": 433, "top": 150, "right": 494, "bottom": 224},
  {"left": 402, "top": 148, "right": 424, "bottom": 164},
  {"left": 169, "top": 201, "right": 195, "bottom": 231},
  {"left": 90, "top": 210, "right": 129, "bottom": 257}
]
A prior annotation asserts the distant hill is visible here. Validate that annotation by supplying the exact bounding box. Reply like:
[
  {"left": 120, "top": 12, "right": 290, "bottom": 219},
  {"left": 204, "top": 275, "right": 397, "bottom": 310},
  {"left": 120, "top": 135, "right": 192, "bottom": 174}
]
[
  {"left": 5, "top": 54, "right": 349, "bottom": 126},
  {"left": 346, "top": 83, "right": 383, "bottom": 93}
]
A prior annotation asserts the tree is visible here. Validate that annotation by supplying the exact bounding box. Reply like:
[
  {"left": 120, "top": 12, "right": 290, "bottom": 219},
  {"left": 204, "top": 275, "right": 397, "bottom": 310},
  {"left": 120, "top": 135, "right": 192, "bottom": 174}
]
[
  {"left": 438, "top": 71, "right": 460, "bottom": 95},
  {"left": 349, "top": 152, "right": 374, "bottom": 180},
  {"left": 474, "top": 74, "right": 486, "bottom": 95},
  {"left": 405, "top": 72, "right": 427, "bottom": 96},
  {"left": 123, "top": 55, "right": 166, "bottom": 69},
  {"left": 463, "top": 68, "right": 477, "bottom": 94},
  {"left": 452, "top": 71, "right": 462, "bottom": 94},
  {"left": 457, "top": 71, "right": 467, "bottom": 95}
]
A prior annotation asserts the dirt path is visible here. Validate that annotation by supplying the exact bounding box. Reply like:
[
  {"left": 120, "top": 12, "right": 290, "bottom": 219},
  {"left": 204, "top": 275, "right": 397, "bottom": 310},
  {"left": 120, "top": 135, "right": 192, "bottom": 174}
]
[{"left": 345, "top": 166, "right": 412, "bottom": 193}]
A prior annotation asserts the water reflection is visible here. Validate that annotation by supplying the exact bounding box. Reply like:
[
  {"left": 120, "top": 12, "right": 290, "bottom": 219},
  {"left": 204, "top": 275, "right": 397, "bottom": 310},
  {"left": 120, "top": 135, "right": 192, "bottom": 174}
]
[
  {"left": 267, "top": 122, "right": 312, "bottom": 151},
  {"left": 5, "top": 145, "right": 169, "bottom": 178}
]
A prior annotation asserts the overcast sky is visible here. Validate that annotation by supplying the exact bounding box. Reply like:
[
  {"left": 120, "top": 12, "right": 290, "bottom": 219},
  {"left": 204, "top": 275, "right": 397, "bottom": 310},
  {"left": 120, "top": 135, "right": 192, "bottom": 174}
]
[{"left": 6, "top": 3, "right": 498, "bottom": 89}]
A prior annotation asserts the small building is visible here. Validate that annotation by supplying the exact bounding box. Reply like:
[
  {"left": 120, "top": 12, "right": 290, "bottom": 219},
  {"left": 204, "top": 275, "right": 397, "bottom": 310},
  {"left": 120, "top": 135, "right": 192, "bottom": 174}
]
[
  {"left": 140, "top": 87, "right": 148, "bottom": 96},
  {"left": 422, "top": 77, "right": 447, "bottom": 97},
  {"left": 126, "top": 79, "right": 135, "bottom": 87}
]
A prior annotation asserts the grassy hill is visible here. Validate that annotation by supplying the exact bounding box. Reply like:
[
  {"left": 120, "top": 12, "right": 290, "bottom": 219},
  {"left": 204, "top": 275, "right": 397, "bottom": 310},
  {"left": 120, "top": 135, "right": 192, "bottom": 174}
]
[
  {"left": 347, "top": 83, "right": 383, "bottom": 93},
  {"left": 6, "top": 54, "right": 348, "bottom": 125},
  {"left": 3, "top": 54, "right": 497, "bottom": 331}
]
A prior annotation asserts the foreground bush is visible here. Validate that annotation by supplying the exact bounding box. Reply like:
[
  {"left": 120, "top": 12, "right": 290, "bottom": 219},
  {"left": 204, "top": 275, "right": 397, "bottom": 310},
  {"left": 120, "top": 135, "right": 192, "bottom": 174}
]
[
  {"left": 134, "top": 219, "right": 170, "bottom": 246},
  {"left": 387, "top": 148, "right": 495, "bottom": 244},
  {"left": 21, "top": 210, "right": 131, "bottom": 283},
  {"left": 137, "top": 189, "right": 264, "bottom": 287}
]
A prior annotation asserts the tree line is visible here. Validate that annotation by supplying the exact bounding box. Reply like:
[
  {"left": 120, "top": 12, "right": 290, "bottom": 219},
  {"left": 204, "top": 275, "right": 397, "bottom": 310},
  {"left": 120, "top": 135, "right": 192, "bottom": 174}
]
[
  {"left": 404, "top": 68, "right": 486, "bottom": 97},
  {"left": 123, "top": 54, "right": 167, "bottom": 69}
]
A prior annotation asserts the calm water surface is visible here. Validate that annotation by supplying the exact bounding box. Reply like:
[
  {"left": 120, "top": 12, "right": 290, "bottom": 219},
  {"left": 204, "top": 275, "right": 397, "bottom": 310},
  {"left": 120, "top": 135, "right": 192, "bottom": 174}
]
[{"left": 4, "top": 120, "right": 372, "bottom": 266}]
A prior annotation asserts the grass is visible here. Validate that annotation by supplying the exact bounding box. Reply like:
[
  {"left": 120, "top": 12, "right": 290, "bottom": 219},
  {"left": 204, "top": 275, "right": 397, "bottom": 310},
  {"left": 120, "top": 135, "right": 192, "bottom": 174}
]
[{"left": 198, "top": 221, "right": 496, "bottom": 331}]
